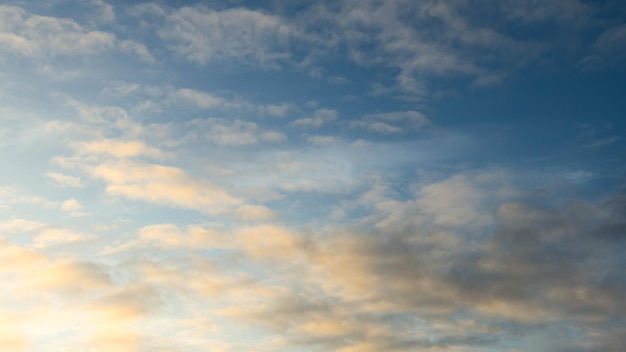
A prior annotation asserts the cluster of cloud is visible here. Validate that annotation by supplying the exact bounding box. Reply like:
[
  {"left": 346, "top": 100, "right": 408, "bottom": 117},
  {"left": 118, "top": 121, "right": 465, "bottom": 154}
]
[
  {"left": 130, "top": 0, "right": 624, "bottom": 97},
  {"left": 2, "top": 172, "right": 624, "bottom": 351},
  {"left": 0, "top": 2, "right": 624, "bottom": 351},
  {"left": 0, "top": 4, "right": 152, "bottom": 63},
  {"left": 3, "top": 1, "right": 622, "bottom": 99},
  {"left": 351, "top": 110, "right": 430, "bottom": 134}
]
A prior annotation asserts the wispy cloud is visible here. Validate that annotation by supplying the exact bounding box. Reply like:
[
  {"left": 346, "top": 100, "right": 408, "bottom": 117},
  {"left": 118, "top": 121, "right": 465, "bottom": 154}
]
[
  {"left": 0, "top": 5, "right": 150, "bottom": 62},
  {"left": 351, "top": 110, "right": 430, "bottom": 134},
  {"left": 159, "top": 5, "right": 293, "bottom": 67},
  {"left": 0, "top": 1, "right": 624, "bottom": 351},
  {"left": 291, "top": 108, "right": 337, "bottom": 128}
]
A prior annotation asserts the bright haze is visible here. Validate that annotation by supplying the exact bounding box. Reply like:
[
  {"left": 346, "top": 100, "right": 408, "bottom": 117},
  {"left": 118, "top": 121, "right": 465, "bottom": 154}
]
[{"left": 1, "top": 1, "right": 625, "bottom": 351}]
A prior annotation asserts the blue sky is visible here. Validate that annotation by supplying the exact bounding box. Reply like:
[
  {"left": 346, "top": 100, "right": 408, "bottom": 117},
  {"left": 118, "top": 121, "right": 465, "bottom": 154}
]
[{"left": 0, "top": 0, "right": 625, "bottom": 351}]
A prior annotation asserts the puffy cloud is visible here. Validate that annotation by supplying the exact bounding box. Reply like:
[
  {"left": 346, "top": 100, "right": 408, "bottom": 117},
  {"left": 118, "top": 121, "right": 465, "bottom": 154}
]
[
  {"left": 60, "top": 198, "right": 83, "bottom": 212},
  {"left": 90, "top": 160, "right": 242, "bottom": 214}
]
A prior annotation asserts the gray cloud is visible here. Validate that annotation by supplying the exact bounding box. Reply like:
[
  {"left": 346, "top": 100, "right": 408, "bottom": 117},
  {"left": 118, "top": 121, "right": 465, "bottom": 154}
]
[{"left": 224, "top": 179, "right": 626, "bottom": 351}]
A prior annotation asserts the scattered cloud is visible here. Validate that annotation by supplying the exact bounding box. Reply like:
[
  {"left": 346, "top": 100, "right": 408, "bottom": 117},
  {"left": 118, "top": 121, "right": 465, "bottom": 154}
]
[
  {"left": 0, "top": 5, "right": 151, "bottom": 63},
  {"left": 159, "top": 6, "right": 293, "bottom": 67},
  {"left": 60, "top": 198, "right": 83, "bottom": 212},
  {"left": 582, "top": 24, "right": 626, "bottom": 69},
  {"left": 0, "top": 2, "right": 624, "bottom": 351},
  {"left": 90, "top": 160, "right": 242, "bottom": 214},
  {"left": 77, "top": 139, "right": 167, "bottom": 159},
  {"left": 168, "top": 88, "right": 231, "bottom": 110},
  {"left": 351, "top": 110, "right": 430, "bottom": 134},
  {"left": 0, "top": 186, "right": 58, "bottom": 209},
  {"left": 46, "top": 172, "right": 85, "bottom": 188},
  {"left": 235, "top": 204, "right": 276, "bottom": 222},
  {"left": 186, "top": 118, "right": 286, "bottom": 146},
  {"left": 291, "top": 108, "right": 337, "bottom": 128}
]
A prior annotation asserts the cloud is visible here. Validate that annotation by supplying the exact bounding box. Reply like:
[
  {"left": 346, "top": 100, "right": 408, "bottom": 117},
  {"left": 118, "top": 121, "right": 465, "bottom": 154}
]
[
  {"left": 88, "top": 0, "right": 115, "bottom": 23},
  {"left": 351, "top": 110, "right": 430, "bottom": 134},
  {"left": 291, "top": 108, "right": 337, "bottom": 128},
  {"left": 46, "top": 172, "right": 85, "bottom": 188},
  {"left": 0, "top": 186, "right": 58, "bottom": 209},
  {"left": 159, "top": 6, "right": 293, "bottom": 66},
  {"left": 168, "top": 88, "right": 230, "bottom": 110},
  {"left": 0, "top": 218, "right": 94, "bottom": 248},
  {"left": 4, "top": 176, "right": 625, "bottom": 351},
  {"left": 199, "top": 174, "right": 626, "bottom": 351},
  {"left": 60, "top": 198, "right": 83, "bottom": 212},
  {"left": 77, "top": 139, "right": 167, "bottom": 159},
  {"left": 186, "top": 118, "right": 286, "bottom": 146},
  {"left": 0, "top": 6, "right": 114, "bottom": 57},
  {"left": 0, "top": 237, "right": 172, "bottom": 351},
  {"left": 260, "top": 103, "right": 292, "bottom": 117},
  {"left": 118, "top": 40, "right": 156, "bottom": 64},
  {"left": 499, "top": 0, "right": 590, "bottom": 23},
  {"left": 90, "top": 159, "right": 242, "bottom": 214},
  {"left": 306, "top": 135, "right": 341, "bottom": 145},
  {"left": 470, "top": 73, "right": 506, "bottom": 88},
  {"left": 1, "top": 3, "right": 624, "bottom": 351},
  {"left": 0, "top": 5, "right": 152, "bottom": 63},
  {"left": 582, "top": 24, "right": 626, "bottom": 69},
  {"left": 235, "top": 204, "right": 277, "bottom": 221},
  {"left": 60, "top": 198, "right": 90, "bottom": 217}
]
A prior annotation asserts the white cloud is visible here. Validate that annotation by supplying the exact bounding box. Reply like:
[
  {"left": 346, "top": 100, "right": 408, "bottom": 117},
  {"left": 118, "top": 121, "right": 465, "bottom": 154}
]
[
  {"left": 90, "top": 160, "right": 242, "bottom": 214},
  {"left": 47, "top": 172, "right": 85, "bottom": 188},
  {"left": 187, "top": 119, "right": 286, "bottom": 146},
  {"left": 118, "top": 40, "right": 156, "bottom": 64},
  {"left": 260, "top": 103, "right": 292, "bottom": 117},
  {"left": 0, "top": 186, "right": 58, "bottom": 209},
  {"left": 235, "top": 204, "right": 276, "bottom": 222},
  {"left": 77, "top": 139, "right": 167, "bottom": 159},
  {"left": 61, "top": 198, "right": 83, "bottom": 212},
  {"left": 159, "top": 6, "right": 293, "bottom": 66},
  {"left": 89, "top": 0, "right": 115, "bottom": 23},
  {"left": 33, "top": 227, "right": 94, "bottom": 248},
  {"left": 0, "top": 5, "right": 151, "bottom": 63},
  {"left": 0, "top": 219, "right": 46, "bottom": 233},
  {"left": 305, "top": 135, "right": 340, "bottom": 145},
  {"left": 168, "top": 88, "right": 227, "bottom": 109},
  {"left": 351, "top": 110, "right": 430, "bottom": 134},
  {"left": 291, "top": 108, "right": 337, "bottom": 128}
]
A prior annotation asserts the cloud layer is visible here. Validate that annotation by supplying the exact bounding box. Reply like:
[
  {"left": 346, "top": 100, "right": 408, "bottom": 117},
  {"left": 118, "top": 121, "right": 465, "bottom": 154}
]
[{"left": 0, "top": 1, "right": 625, "bottom": 351}]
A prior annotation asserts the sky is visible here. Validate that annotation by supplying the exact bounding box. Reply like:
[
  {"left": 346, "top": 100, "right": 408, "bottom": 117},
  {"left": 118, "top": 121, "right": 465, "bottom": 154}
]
[{"left": 0, "top": 0, "right": 625, "bottom": 351}]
